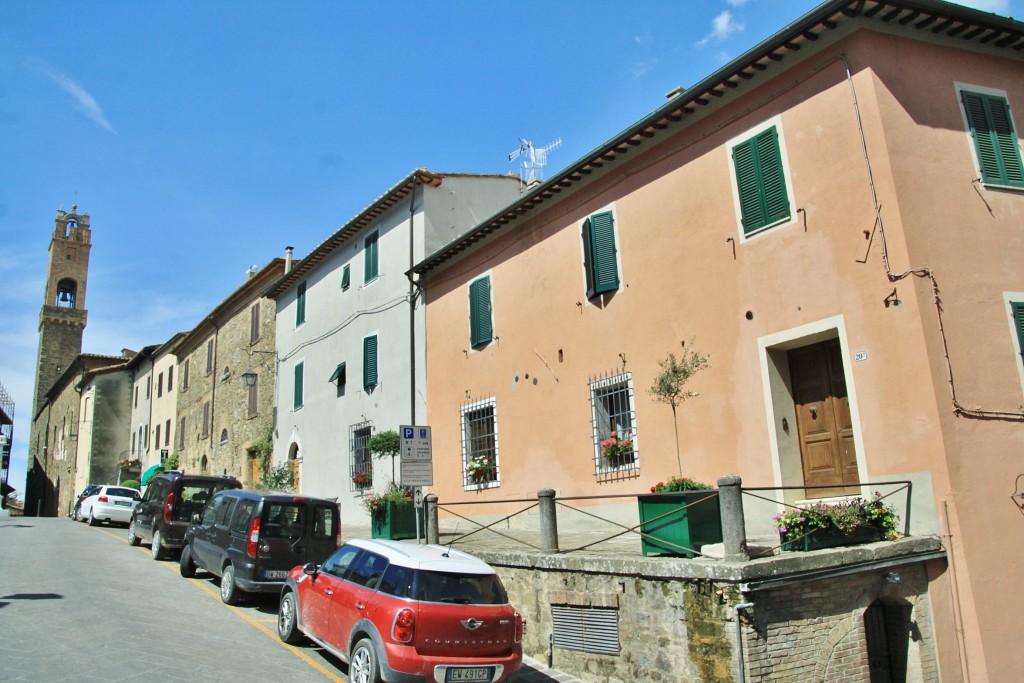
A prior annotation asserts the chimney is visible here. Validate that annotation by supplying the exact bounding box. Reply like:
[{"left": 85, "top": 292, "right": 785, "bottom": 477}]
[{"left": 285, "top": 246, "right": 294, "bottom": 272}]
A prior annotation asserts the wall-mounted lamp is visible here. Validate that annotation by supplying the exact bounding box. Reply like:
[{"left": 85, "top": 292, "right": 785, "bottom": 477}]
[
  {"left": 884, "top": 572, "right": 901, "bottom": 585},
  {"left": 69, "top": 432, "right": 78, "bottom": 442},
  {"left": 241, "top": 368, "right": 258, "bottom": 388}
]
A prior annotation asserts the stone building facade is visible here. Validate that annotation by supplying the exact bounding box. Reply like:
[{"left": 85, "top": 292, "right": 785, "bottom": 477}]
[
  {"left": 29, "top": 353, "right": 131, "bottom": 517},
  {"left": 172, "top": 259, "right": 282, "bottom": 486}
]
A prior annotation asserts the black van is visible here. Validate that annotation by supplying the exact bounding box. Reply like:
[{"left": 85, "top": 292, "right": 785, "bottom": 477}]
[
  {"left": 179, "top": 490, "right": 341, "bottom": 605},
  {"left": 128, "top": 472, "right": 242, "bottom": 560}
]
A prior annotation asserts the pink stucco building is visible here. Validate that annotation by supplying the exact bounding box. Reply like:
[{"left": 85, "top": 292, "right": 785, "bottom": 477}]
[{"left": 414, "top": 1, "right": 1024, "bottom": 680}]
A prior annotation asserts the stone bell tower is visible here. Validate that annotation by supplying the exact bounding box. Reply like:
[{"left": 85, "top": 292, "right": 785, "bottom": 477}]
[{"left": 32, "top": 206, "right": 92, "bottom": 415}]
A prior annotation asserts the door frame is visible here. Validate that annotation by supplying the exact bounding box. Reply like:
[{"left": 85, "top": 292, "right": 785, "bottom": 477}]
[{"left": 758, "top": 316, "right": 868, "bottom": 507}]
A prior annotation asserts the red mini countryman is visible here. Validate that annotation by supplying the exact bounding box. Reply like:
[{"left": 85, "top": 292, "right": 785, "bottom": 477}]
[{"left": 277, "top": 538, "right": 523, "bottom": 683}]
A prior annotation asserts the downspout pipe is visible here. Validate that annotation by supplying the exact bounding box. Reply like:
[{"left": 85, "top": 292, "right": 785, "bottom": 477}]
[
  {"left": 407, "top": 181, "right": 418, "bottom": 427},
  {"left": 734, "top": 601, "right": 754, "bottom": 682}
]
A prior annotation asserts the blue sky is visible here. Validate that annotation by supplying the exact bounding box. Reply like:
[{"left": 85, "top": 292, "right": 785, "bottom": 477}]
[{"left": 0, "top": 0, "right": 1016, "bottom": 496}]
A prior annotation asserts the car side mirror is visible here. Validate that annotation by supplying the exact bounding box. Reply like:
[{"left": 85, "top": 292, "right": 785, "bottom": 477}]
[
  {"left": 192, "top": 512, "right": 201, "bottom": 524},
  {"left": 302, "top": 562, "right": 319, "bottom": 576}
]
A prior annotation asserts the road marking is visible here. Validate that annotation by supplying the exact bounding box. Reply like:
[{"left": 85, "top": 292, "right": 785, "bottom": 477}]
[{"left": 94, "top": 524, "right": 345, "bottom": 682}]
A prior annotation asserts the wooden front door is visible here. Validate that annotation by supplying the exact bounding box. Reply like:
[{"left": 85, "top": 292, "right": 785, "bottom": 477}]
[
  {"left": 290, "top": 457, "right": 301, "bottom": 493},
  {"left": 788, "top": 339, "right": 858, "bottom": 497}
]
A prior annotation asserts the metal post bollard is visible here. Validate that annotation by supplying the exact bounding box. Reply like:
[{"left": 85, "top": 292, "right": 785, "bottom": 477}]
[
  {"left": 538, "top": 488, "right": 559, "bottom": 553},
  {"left": 717, "top": 474, "right": 749, "bottom": 562},
  {"left": 425, "top": 494, "right": 439, "bottom": 545}
]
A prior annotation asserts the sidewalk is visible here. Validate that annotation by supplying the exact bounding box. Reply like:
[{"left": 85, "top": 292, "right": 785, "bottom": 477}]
[{"left": 518, "top": 656, "right": 587, "bottom": 683}]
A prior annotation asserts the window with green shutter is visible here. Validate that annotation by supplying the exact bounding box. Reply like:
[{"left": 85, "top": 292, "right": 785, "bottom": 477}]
[
  {"left": 961, "top": 89, "right": 1024, "bottom": 188},
  {"left": 582, "top": 211, "right": 620, "bottom": 299},
  {"left": 293, "top": 361, "right": 304, "bottom": 410},
  {"left": 364, "top": 231, "right": 379, "bottom": 283},
  {"left": 732, "top": 125, "right": 791, "bottom": 235},
  {"left": 1013, "top": 301, "right": 1024, "bottom": 369},
  {"left": 363, "top": 335, "right": 378, "bottom": 388},
  {"left": 469, "top": 276, "right": 493, "bottom": 347},
  {"left": 341, "top": 264, "right": 350, "bottom": 290},
  {"left": 296, "top": 281, "right": 306, "bottom": 326}
]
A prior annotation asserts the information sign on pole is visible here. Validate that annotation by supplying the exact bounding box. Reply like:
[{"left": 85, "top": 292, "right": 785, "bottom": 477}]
[{"left": 399, "top": 425, "right": 433, "bottom": 486}]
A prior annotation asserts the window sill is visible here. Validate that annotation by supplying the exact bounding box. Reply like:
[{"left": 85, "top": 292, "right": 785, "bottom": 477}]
[{"left": 741, "top": 214, "right": 794, "bottom": 241}]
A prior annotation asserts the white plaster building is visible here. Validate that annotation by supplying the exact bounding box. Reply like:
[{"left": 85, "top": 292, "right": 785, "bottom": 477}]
[{"left": 265, "top": 170, "right": 521, "bottom": 524}]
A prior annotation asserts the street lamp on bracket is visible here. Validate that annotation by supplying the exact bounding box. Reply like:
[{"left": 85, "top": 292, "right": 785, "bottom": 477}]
[{"left": 241, "top": 349, "right": 278, "bottom": 388}]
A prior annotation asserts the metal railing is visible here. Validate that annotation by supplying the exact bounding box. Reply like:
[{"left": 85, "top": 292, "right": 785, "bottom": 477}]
[{"left": 423, "top": 477, "right": 914, "bottom": 561}]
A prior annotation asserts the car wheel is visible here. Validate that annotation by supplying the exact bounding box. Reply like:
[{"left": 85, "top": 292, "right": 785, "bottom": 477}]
[
  {"left": 151, "top": 529, "right": 168, "bottom": 560},
  {"left": 220, "top": 564, "right": 240, "bottom": 605},
  {"left": 88, "top": 510, "right": 99, "bottom": 526},
  {"left": 127, "top": 520, "right": 141, "bottom": 546},
  {"left": 278, "top": 591, "right": 303, "bottom": 644},
  {"left": 349, "top": 638, "right": 381, "bottom": 683},
  {"left": 179, "top": 544, "right": 197, "bottom": 578}
]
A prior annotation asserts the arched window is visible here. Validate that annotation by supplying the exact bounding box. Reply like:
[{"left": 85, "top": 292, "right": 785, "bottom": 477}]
[
  {"left": 55, "top": 278, "right": 77, "bottom": 308},
  {"left": 220, "top": 429, "right": 229, "bottom": 445},
  {"left": 200, "top": 455, "right": 209, "bottom": 474}
]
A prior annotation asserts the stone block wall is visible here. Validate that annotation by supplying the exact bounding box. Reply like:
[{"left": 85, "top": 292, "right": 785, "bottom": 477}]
[{"left": 480, "top": 552, "right": 937, "bottom": 683}]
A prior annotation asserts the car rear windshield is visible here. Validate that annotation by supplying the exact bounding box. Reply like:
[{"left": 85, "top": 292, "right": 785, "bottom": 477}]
[
  {"left": 381, "top": 569, "right": 508, "bottom": 605},
  {"left": 174, "top": 484, "right": 223, "bottom": 521},
  {"left": 262, "top": 503, "right": 306, "bottom": 539},
  {"left": 107, "top": 487, "right": 140, "bottom": 499}
]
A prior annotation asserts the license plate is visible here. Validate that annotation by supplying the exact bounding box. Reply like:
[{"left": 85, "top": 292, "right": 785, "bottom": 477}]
[
  {"left": 114, "top": 501, "right": 132, "bottom": 507},
  {"left": 263, "top": 570, "right": 289, "bottom": 580},
  {"left": 446, "top": 667, "right": 493, "bottom": 682}
]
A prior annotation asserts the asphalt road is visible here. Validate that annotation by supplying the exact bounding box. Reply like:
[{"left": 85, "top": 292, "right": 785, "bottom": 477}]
[{"left": 0, "top": 517, "right": 346, "bottom": 682}]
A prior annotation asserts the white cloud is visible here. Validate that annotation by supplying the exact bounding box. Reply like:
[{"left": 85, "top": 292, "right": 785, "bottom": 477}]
[
  {"left": 726, "top": 0, "right": 753, "bottom": 5},
  {"left": 40, "top": 67, "right": 116, "bottom": 133},
  {"left": 631, "top": 59, "right": 658, "bottom": 79},
  {"left": 698, "top": 11, "right": 745, "bottom": 48}
]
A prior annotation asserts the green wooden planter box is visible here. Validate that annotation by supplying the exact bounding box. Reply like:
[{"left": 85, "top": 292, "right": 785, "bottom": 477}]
[
  {"left": 780, "top": 524, "right": 884, "bottom": 552},
  {"left": 637, "top": 491, "right": 723, "bottom": 557},
  {"left": 371, "top": 501, "right": 423, "bottom": 540}
]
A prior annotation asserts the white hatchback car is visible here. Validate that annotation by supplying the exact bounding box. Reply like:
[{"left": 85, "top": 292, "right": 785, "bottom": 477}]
[{"left": 80, "top": 485, "right": 141, "bottom": 526}]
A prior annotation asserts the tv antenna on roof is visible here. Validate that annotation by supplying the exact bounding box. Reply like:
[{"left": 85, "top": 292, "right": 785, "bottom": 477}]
[{"left": 508, "top": 137, "right": 562, "bottom": 188}]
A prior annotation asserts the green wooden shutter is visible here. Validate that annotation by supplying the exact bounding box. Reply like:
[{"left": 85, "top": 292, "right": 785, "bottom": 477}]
[
  {"left": 341, "top": 265, "right": 350, "bottom": 290},
  {"left": 296, "top": 282, "right": 306, "bottom": 325},
  {"left": 293, "top": 362, "right": 304, "bottom": 410},
  {"left": 733, "top": 126, "right": 791, "bottom": 234},
  {"left": 1013, "top": 302, "right": 1024, "bottom": 367},
  {"left": 962, "top": 90, "right": 1024, "bottom": 188},
  {"left": 469, "top": 277, "right": 493, "bottom": 347},
  {"left": 589, "top": 211, "right": 619, "bottom": 297},
  {"left": 363, "top": 335, "right": 378, "bottom": 388},
  {"left": 364, "top": 232, "right": 379, "bottom": 282}
]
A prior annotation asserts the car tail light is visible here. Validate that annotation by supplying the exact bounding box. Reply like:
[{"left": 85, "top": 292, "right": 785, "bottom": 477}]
[
  {"left": 514, "top": 612, "right": 524, "bottom": 643},
  {"left": 392, "top": 608, "right": 415, "bottom": 643},
  {"left": 163, "top": 491, "right": 175, "bottom": 524},
  {"left": 246, "top": 517, "right": 261, "bottom": 558},
  {"left": 98, "top": 495, "right": 109, "bottom": 503}
]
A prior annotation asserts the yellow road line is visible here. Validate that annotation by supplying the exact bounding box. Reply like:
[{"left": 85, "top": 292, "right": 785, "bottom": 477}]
[{"left": 96, "top": 524, "right": 344, "bottom": 682}]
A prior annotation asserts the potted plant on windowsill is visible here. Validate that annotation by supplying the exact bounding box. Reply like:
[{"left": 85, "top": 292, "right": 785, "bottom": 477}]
[
  {"left": 774, "top": 493, "right": 901, "bottom": 552},
  {"left": 637, "top": 476, "right": 722, "bottom": 558},
  {"left": 601, "top": 432, "right": 635, "bottom": 468},
  {"left": 466, "top": 456, "right": 496, "bottom": 484}
]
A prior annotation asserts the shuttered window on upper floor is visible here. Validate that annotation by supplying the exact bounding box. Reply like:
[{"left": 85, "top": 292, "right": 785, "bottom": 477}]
[
  {"left": 469, "top": 276, "right": 493, "bottom": 347},
  {"left": 293, "top": 361, "right": 304, "bottom": 410},
  {"left": 296, "top": 281, "right": 306, "bottom": 326},
  {"left": 1012, "top": 301, "right": 1024, "bottom": 371},
  {"left": 363, "top": 335, "right": 378, "bottom": 388},
  {"left": 732, "top": 125, "right": 791, "bottom": 235},
  {"left": 961, "top": 89, "right": 1024, "bottom": 189},
  {"left": 582, "top": 211, "right": 619, "bottom": 299},
  {"left": 364, "top": 231, "right": 379, "bottom": 283}
]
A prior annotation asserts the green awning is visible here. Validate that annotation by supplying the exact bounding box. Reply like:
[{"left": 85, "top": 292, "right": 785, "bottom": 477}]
[
  {"left": 141, "top": 464, "right": 165, "bottom": 486},
  {"left": 328, "top": 362, "right": 346, "bottom": 385}
]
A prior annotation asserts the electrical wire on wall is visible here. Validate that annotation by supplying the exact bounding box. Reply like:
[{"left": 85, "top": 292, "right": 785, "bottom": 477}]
[{"left": 839, "top": 53, "right": 1024, "bottom": 422}]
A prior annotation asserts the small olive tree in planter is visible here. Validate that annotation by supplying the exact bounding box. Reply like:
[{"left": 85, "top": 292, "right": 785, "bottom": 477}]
[
  {"left": 648, "top": 342, "right": 710, "bottom": 477},
  {"left": 365, "top": 430, "right": 419, "bottom": 539}
]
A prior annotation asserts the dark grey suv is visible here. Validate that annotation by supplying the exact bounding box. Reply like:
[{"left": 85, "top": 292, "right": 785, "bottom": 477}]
[
  {"left": 179, "top": 489, "right": 341, "bottom": 604},
  {"left": 128, "top": 472, "right": 242, "bottom": 560}
]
